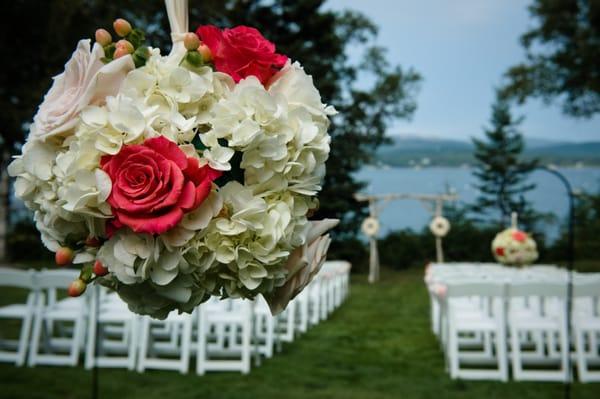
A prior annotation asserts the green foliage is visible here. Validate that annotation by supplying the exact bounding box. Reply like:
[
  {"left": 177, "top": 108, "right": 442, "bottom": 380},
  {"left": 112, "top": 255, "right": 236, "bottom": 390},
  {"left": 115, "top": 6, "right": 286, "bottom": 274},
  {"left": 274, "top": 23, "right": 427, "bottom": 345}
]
[
  {"left": 501, "top": 0, "right": 600, "bottom": 118},
  {"left": 6, "top": 220, "right": 51, "bottom": 262},
  {"left": 470, "top": 97, "right": 539, "bottom": 229},
  {"left": 551, "top": 188, "right": 600, "bottom": 260},
  {"left": 0, "top": 0, "right": 421, "bottom": 243}
]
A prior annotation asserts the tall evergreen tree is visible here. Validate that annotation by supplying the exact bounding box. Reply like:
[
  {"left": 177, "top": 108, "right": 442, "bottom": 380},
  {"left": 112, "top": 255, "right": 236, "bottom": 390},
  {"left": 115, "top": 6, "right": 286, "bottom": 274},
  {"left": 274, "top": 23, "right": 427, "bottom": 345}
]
[{"left": 471, "top": 97, "right": 538, "bottom": 228}]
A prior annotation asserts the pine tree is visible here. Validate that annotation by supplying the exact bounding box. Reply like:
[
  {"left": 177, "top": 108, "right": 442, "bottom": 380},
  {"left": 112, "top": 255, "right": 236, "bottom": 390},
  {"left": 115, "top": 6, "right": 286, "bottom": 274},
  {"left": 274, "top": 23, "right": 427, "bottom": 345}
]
[{"left": 471, "top": 96, "right": 538, "bottom": 229}]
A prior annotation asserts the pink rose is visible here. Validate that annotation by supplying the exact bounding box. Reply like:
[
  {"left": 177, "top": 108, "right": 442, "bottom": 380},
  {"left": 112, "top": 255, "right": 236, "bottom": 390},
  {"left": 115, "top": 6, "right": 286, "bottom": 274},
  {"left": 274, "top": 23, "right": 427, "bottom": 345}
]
[
  {"left": 101, "top": 136, "right": 221, "bottom": 235},
  {"left": 32, "top": 39, "right": 134, "bottom": 140},
  {"left": 196, "top": 25, "right": 288, "bottom": 84}
]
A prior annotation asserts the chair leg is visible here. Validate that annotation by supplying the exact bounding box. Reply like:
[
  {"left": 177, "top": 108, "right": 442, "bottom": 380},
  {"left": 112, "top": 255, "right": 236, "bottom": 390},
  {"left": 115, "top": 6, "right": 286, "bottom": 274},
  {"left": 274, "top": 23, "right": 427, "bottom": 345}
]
[
  {"left": 16, "top": 312, "right": 33, "bottom": 367},
  {"left": 27, "top": 303, "right": 43, "bottom": 367},
  {"left": 137, "top": 317, "right": 149, "bottom": 373},
  {"left": 196, "top": 310, "right": 206, "bottom": 375},
  {"left": 575, "top": 328, "right": 588, "bottom": 382},
  {"left": 180, "top": 318, "right": 192, "bottom": 374},
  {"left": 241, "top": 318, "right": 251, "bottom": 374},
  {"left": 496, "top": 329, "right": 509, "bottom": 382},
  {"left": 559, "top": 322, "right": 570, "bottom": 382},
  {"left": 69, "top": 315, "right": 85, "bottom": 366},
  {"left": 448, "top": 325, "right": 459, "bottom": 379},
  {"left": 511, "top": 327, "right": 522, "bottom": 380}
]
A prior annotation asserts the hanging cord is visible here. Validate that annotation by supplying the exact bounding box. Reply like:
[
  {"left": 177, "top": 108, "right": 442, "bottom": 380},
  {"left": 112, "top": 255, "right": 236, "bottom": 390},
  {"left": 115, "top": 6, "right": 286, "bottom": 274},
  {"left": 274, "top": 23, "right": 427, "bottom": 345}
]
[{"left": 498, "top": 165, "right": 575, "bottom": 398}]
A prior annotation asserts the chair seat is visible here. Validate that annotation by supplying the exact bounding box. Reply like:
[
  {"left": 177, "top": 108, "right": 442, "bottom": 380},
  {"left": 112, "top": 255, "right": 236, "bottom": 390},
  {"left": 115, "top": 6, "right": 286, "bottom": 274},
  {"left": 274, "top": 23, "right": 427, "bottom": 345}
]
[
  {"left": 205, "top": 312, "right": 247, "bottom": 323},
  {"left": 454, "top": 314, "right": 499, "bottom": 330},
  {"left": 0, "top": 304, "right": 29, "bottom": 318},
  {"left": 573, "top": 317, "right": 600, "bottom": 330},
  {"left": 509, "top": 315, "right": 561, "bottom": 330},
  {"left": 44, "top": 304, "right": 84, "bottom": 320}
]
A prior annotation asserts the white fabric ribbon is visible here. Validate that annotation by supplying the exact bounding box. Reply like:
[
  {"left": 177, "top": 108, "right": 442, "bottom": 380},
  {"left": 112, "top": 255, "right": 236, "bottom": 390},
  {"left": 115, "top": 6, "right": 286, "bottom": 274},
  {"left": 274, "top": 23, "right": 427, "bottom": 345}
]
[{"left": 165, "top": 0, "right": 189, "bottom": 58}]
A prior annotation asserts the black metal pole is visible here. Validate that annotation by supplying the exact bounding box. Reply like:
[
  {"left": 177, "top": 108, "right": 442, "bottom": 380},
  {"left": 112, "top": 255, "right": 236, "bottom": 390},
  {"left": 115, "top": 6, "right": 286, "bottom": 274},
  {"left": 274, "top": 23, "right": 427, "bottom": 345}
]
[
  {"left": 498, "top": 165, "right": 575, "bottom": 398},
  {"left": 92, "top": 285, "right": 100, "bottom": 399}
]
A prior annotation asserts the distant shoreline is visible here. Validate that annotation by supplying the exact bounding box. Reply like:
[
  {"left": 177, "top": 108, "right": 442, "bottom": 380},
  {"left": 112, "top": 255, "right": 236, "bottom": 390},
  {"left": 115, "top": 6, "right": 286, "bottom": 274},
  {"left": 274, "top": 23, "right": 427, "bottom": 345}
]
[{"left": 363, "top": 164, "right": 600, "bottom": 170}]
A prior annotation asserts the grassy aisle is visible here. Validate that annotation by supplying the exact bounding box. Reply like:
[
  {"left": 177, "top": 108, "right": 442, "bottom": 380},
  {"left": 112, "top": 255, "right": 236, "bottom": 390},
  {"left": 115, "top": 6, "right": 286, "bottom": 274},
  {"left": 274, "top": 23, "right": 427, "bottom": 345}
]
[{"left": 0, "top": 267, "right": 596, "bottom": 399}]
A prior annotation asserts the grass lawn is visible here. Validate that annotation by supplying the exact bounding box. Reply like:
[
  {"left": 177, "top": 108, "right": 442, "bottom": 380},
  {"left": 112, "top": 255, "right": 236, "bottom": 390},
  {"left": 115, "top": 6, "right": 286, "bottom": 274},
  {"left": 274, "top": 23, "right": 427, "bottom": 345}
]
[{"left": 0, "top": 266, "right": 598, "bottom": 399}]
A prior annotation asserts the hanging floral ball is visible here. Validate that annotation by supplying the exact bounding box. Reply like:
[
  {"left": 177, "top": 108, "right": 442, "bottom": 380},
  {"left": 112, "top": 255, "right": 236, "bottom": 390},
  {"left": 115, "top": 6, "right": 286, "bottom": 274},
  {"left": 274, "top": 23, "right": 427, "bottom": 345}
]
[
  {"left": 491, "top": 228, "right": 538, "bottom": 266},
  {"left": 361, "top": 217, "right": 380, "bottom": 237},
  {"left": 429, "top": 216, "right": 450, "bottom": 237},
  {"left": 8, "top": 15, "right": 338, "bottom": 319}
]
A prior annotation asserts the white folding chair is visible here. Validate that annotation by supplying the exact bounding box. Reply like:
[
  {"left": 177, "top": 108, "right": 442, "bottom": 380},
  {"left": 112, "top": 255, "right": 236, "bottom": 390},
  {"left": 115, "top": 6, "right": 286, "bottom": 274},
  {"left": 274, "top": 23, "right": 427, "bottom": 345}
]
[
  {"left": 252, "top": 297, "right": 274, "bottom": 360},
  {"left": 443, "top": 281, "right": 508, "bottom": 381},
  {"left": 28, "top": 269, "right": 86, "bottom": 367},
  {"left": 137, "top": 311, "right": 193, "bottom": 374},
  {"left": 85, "top": 286, "right": 138, "bottom": 370},
  {"left": 275, "top": 299, "right": 296, "bottom": 344},
  {"left": 293, "top": 289, "right": 310, "bottom": 334},
  {"left": 508, "top": 281, "right": 569, "bottom": 382},
  {"left": 197, "top": 298, "right": 252, "bottom": 374},
  {"left": 573, "top": 279, "right": 600, "bottom": 382},
  {"left": 308, "top": 279, "right": 322, "bottom": 326},
  {"left": 0, "top": 268, "right": 36, "bottom": 366}
]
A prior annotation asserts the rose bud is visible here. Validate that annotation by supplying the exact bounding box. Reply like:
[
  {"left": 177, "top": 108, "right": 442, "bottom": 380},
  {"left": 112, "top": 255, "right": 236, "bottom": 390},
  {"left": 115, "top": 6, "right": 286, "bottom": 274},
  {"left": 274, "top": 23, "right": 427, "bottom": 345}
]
[
  {"left": 93, "top": 260, "right": 109, "bottom": 277},
  {"left": 116, "top": 39, "right": 134, "bottom": 54},
  {"left": 95, "top": 28, "right": 112, "bottom": 46},
  {"left": 67, "top": 279, "right": 87, "bottom": 297},
  {"left": 113, "top": 18, "right": 132, "bottom": 37},
  {"left": 184, "top": 32, "right": 200, "bottom": 51},
  {"left": 198, "top": 43, "right": 213, "bottom": 62},
  {"left": 55, "top": 247, "right": 74, "bottom": 266},
  {"left": 85, "top": 236, "right": 101, "bottom": 247}
]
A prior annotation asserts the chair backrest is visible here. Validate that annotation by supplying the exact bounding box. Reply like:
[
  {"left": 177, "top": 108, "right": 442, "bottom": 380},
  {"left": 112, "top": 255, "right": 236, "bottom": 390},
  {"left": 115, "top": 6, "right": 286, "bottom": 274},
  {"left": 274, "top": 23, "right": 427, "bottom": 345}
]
[
  {"left": 35, "top": 269, "right": 80, "bottom": 289},
  {"left": 507, "top": 281, "right": 568, "bottom": 298},
  {"left": 446, "top": 281, "right": 505, "bottom": 298},
  {"left": 0, "top": 267, "right": 35, "bottom": 289},
  {"left": 573, "top": 280, "right": 600, "bottom": 297}
]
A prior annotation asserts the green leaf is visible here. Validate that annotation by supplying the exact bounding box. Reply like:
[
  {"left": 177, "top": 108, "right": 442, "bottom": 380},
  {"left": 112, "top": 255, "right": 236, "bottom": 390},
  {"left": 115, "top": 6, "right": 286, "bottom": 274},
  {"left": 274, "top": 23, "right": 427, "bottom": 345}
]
[
  {"left": 132, "top": 46, "right": 149, "bottom": 68},
  {"left": 214, "top": 151, "right": 244, "bottom": 186},
  {"left": 192, "top": 134, "right": 207, "bottom": 151},
  {"left": 126, "top": 28, "right": 145, "bottom": 49},
  {"left": 103, "top": 43, "right": 116, "bottom": 59},
  {"left": 185, "top": 51, "right": 203, "bottom": 67},
  {"left": 79, "top": 264, "right": 93, "bottom": 283}
]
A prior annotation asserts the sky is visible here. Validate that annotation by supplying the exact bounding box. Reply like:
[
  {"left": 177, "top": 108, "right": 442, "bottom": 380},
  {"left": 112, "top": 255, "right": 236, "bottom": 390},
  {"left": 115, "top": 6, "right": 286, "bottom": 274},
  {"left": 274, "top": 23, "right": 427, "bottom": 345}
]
[{"left": 325, "top": 0, "right": 600, "bottom": 142}]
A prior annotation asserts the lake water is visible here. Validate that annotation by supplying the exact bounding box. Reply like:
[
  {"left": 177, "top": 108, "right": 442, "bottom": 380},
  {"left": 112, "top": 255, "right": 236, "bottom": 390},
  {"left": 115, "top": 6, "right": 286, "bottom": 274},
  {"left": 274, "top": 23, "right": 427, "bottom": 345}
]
[{"left": 354, "top": 166, "right": 600, "bottom": 239}]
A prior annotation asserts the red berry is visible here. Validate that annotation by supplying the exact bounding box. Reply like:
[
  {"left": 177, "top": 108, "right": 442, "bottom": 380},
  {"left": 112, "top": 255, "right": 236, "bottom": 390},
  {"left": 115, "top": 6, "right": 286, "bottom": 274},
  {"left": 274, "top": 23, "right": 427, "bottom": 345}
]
[
  {"left": 113, "top": 18, "right": 132, "bottom": 37},
  {"left": 198, "top": 44, "right": 213, "bottom": 62},
  {"left": 93, "top": 260, "right": 109, "bottom": 277},
  {"left": 67, "top": 279, "right": 87, "bottom": 297},
  {"left": 55, "top": 247, "right": 74, "bottom": 266}
]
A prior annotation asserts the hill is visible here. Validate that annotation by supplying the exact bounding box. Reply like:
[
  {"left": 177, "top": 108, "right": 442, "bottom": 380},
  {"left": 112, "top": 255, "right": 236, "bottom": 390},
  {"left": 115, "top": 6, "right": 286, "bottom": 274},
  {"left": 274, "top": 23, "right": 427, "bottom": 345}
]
[{"left": 376, "top": 135, "right": 600, "bottom": 167}]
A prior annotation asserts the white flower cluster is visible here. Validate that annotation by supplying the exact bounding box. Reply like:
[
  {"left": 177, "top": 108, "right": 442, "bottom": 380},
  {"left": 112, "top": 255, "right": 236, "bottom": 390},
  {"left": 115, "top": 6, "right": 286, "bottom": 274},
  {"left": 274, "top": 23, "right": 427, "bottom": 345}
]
[
  {"left": 491, "top": 228, "right": 539, "bottom": 267},
  {"left": 9, "top": 41, "right": 336, "bottom": 319}
]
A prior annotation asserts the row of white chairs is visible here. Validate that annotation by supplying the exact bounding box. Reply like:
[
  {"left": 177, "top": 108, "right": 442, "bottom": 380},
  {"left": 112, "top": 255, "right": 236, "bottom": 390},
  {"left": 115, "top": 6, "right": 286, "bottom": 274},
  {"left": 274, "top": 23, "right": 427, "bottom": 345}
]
[
  {"left": 425, "top": 262, "right": 600, "bottom": 383},
  {"left": 0, "top": 261, "right": 351, "bottom": 374}
]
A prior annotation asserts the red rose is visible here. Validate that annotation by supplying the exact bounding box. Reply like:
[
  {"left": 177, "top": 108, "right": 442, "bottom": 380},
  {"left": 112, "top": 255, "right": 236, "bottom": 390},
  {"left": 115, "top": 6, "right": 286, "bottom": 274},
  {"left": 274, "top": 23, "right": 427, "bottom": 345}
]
[
  {"left": 196, "top": 25, "right": 288, "bottom": 85},
  {"left": 511, "top": 230, "right": 527, "bottom": 242},
  {"left": 101, "top": 136, "right": 221, "bottom": 235}
]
